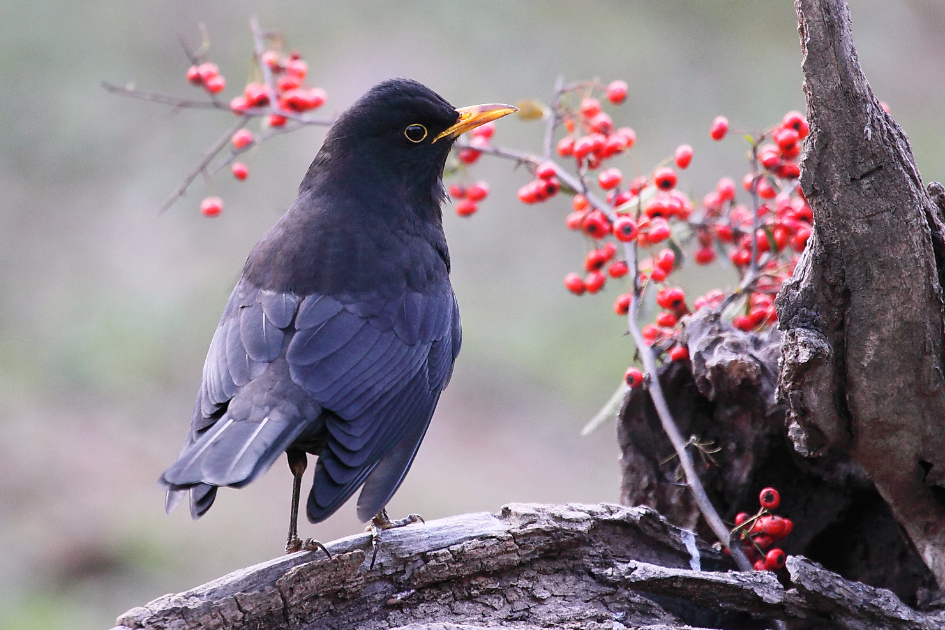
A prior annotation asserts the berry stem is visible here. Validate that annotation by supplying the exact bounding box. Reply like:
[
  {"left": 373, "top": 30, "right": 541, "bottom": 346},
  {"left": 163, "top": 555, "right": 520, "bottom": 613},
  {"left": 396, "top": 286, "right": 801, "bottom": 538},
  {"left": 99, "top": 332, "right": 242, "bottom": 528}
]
[
  {"left": 159, "top": 116, "right": 250, "bottom": 214},
  {"left": 542, "top": 75, "right": 566, "bottom": 161},
  {"left": 622, "top": 233, "right": 753, "bottom": 571}
]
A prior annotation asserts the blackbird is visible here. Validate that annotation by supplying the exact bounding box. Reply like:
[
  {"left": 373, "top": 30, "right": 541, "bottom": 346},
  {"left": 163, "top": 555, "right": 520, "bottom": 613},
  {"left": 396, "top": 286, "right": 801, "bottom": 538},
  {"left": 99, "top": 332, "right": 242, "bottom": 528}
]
[{"left": 160, "top": 79, "right": 516, "bottom": 553}]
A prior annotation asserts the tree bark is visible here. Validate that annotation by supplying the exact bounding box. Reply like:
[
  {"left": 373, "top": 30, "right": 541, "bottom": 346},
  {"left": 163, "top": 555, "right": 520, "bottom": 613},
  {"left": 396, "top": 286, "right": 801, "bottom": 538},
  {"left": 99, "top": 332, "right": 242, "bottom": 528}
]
[
  {"left": 112, "top": 503, "right": 945, "bottom": 630},
  {"left": 778, "top": 0, "right": 945, "bottom": 586}
]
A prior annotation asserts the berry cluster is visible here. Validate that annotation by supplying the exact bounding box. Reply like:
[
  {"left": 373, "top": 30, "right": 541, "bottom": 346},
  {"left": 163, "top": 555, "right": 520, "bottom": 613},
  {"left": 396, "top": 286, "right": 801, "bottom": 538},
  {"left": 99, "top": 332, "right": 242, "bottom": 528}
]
[
  {"left": 184, "top": 40, "right": 328, "bottom": 217},
  {"left": 228, "top": 50, "right": 327, "bottom": 126},
  {"left": 730, "top": 487, "right": 793, "bottom": 571},
  {"left": 444, "top": 77, "right": 812, "bottom": 389}
]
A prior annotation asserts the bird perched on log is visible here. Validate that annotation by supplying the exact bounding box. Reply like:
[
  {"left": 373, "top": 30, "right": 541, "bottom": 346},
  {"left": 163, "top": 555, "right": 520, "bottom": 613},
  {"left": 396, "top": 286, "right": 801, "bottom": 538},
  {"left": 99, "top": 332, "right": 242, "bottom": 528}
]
[{"left": 160, "top": 78, "right": 516, "bottom": 554}]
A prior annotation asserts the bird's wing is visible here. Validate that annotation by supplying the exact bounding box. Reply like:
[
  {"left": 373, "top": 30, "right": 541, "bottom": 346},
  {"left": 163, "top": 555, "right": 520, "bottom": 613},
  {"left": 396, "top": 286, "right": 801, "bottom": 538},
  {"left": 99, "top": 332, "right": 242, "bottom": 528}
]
[
  {"left": 161, "top": 282, "right": 319, "bottom": 518},
  {"left": 286, "top": 286, "right": 460, "bottom": 523}
]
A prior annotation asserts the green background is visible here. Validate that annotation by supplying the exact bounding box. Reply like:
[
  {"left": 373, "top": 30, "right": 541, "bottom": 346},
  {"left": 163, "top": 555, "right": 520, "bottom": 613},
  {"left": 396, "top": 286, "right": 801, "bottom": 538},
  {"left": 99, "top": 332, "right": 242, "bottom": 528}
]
[{"left": 1, "top": 1, "right": 943, "bottom": 628}]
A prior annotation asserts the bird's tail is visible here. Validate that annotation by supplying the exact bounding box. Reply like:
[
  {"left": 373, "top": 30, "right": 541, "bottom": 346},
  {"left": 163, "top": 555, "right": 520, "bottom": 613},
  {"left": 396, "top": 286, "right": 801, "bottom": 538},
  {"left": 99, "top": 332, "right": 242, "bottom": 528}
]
[{"left": 160, "top": 410, "right": 312, "bottom": 518}]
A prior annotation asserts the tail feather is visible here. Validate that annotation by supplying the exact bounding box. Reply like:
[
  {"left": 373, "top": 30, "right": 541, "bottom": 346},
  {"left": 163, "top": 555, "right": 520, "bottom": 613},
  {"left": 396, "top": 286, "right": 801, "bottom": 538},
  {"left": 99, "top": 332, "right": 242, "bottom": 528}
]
[{"left": 161, "top": 411, "right": 314, "bottom": 497}]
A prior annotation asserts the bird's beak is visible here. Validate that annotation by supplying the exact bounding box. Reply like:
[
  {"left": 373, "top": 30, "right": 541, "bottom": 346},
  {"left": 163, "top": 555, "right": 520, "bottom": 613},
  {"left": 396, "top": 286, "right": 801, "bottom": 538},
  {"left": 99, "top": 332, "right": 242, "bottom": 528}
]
[{"left": 432, "top": 103, "right": 519, "bottom": 143}]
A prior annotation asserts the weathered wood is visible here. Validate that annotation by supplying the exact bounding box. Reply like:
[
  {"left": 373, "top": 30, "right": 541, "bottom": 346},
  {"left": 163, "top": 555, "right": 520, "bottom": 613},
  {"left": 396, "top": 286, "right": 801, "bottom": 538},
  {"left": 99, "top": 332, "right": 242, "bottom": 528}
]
[
  {"left": 112, "top": 503, "right": 944, "bottom": 630},
  {"left": 778, "top": 0, "right": 945, "bottom": 585}
]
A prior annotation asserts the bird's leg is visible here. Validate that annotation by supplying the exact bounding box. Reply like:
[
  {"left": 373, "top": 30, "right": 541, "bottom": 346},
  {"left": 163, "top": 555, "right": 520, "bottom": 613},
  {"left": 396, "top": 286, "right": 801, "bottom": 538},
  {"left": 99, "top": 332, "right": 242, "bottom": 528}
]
[
  {"left": 368, "top": 508, "right": 424, "bottom": 569},
  {"left": 284, "top": 449, "right": 331, "bottom": 558}
]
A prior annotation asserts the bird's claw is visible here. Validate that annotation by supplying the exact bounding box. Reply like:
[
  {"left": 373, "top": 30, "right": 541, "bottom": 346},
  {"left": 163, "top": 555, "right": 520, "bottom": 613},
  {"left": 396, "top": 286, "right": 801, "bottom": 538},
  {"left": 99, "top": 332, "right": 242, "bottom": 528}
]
[
  {"left": 368, "top": 509, "right": 424, "bottom": 569},
  {"left": 286, "top": 535, "right": 331, "bottom": 559}
]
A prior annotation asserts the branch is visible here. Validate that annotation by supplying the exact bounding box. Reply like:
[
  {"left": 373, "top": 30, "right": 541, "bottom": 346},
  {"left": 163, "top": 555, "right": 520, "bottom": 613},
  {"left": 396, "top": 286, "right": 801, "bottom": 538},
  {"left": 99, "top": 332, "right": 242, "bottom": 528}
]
[{"left": 112, "top": 503, "right": 944, "bottom": 630}]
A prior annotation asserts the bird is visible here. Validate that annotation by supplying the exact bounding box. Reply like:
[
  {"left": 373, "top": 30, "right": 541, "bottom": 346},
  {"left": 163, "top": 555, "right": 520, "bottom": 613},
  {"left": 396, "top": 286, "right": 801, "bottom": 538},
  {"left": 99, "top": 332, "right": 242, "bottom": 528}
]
[{"left": 159, "top": 78, "right": 517, "bottom": 555}]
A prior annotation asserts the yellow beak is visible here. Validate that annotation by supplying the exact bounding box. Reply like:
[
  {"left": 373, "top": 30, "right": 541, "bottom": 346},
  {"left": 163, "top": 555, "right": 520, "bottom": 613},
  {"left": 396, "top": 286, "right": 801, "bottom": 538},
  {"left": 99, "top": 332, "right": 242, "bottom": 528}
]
[{"left": 432, "top": 103, "right": 519, "bottom": 143}]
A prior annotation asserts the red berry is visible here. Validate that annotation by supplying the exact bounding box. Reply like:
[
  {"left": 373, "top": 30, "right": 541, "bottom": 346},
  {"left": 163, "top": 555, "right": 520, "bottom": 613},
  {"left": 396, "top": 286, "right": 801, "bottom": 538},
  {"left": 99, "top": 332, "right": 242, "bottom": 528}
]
[
  {"left": 458, "top": 147, "right": 481, "bottom": 165},
  {"left": 716, "top": 177, "right": 736, "bottom": 202},
  {"left": 455, "top": 199, "right": 478, "bottom": 217},
  {"left": 650, "top": 267, "right": 668, "bottom": 283},
  {"left": 556, "top": 136, "right": 575, "bottom": 157},
  {"left": 598, "top": 167, "right": 623, "bottom": 190},
  {"left": 776, "top": 162, "right": 801, "bottom": 180},
  {"left": 580, "top": 97, "right": 602, "bottom": 118},
  {"left": 781, "top": 518, "right": 794, "bottom": 537},
  {"left": 606, "top": 80, "right": 628, "bottom": 104},
  {"left": 261, "top": 50, "right": 282, "bottom": 71},
  {"left": 229, "top": 96, "right": 250, "bottom": 115},
  {"left": 472, "top": 121, "right": 495, "bottom": 139},
  {"left": 585, "top": 249, "right": 609, "bottom": 272},
  {"left": 759, "top": 487, "right": 781, "bottom": 510},
  {"left": 448, "top": 184, "right": 466, "bottom": 199},
  {"left": 756, "top": 177, "right": 777, "bottom": 199},
  {"left": 536, "top": 161, "right": 557, "bottom": 180},
  {"left": 614, "top": 293, "right": 632, "bottom": 315},
  {"left": 285, "top": 58, "right": 308, "bottom": 79},
  {"left": 517, "top": 182, "right": 539, "bottom": 204},
  {"left": 466, "top": 181, "right": 489, "bottom": 201},
  {"left": 612, "top": 216, "right": 639, "bottom": 242},
  {"left": 583, "top": 211, "right": 610, "bottom": 239},
  {"left": 624, "top": 367, "right": 644, "bottom": 388},
  {"left": 584, "top": 271, "right": 606, "bottom": 294},
  {"left": 734, "top": 512, "right": 750, "bottom": 526},
  {"left": 654, "top": 167, "right": 677, "bottom": 191},
  {"left": 753, "top": 559, "right": 768, "bottom": 571},
  {"left": 792, "top": 226, "right": 812, "bottom": 252},
  {"left": 200, "top": 196, "right": 223, "bottom": 217},
  {"left": 231, "top": 129, "right": 254, "bottom": 150},
  {"left": 197, "top": 62, "right": 219, "bottom": 83},
  {"left": 564, "top": 273, "right": 586, "bottom": 295},
  {"left": 765, "top": 548, "right": 786, "bottom": 570},
  {"left": 656, "top": 287, "right": 686, "bottom": 311},
  {"left": 186, "top": 65, "right": 202, "bottom": 85},
  {"left": 655, "top": 312, "right": 678, "bottom": 328},
  {"left": 566, "top": 211, "right": 586, "bottom": 231},
  {"left": 773, "top": 127, "right": 800, "bottom": 152},
  {"left": 573, "top": 194, "right": 590, "bottom": 212},
  {"left": 608, "top": 260, "right": 629, "bottom": 278},
  {"left": 204, "top": 74, "right": 226, "bottom": 94},
  {"left": 674, "top": 144, "right": 693, "bottom": 169},
  {"left": 655, "top": 248, "right": 675, "bottom": 273},
  {"left": 710, "top": 115, "right": 729, "bottom": 141},
  {"left": 268, "top": 114, "right": 287, "bottom": 128},
  {"left": 277, "top": 73, "right": 303, "bottom": 92},
  {"left": 231, "top": 162, "right": 248, "bottom": 181},
  {"left": 695, "top": 247, "right": 716, "bottom": 265},
  {"left": 589, "top": 112, "right": 614, "bottom": 135},
  {"left": 669, "top": 345, "right": 689, "bottom": 362},
  {"left": 614, "top": 127, "right": 636, "bottom": 149},
  {"left": 647, "top": 218, "right": 671, "bottom": 244},
  {"left": 572, "top": 136, "right": 597, "bottom": 161},
  {"left": 243, "top": 82, "right": 270, "bottom": 107}
]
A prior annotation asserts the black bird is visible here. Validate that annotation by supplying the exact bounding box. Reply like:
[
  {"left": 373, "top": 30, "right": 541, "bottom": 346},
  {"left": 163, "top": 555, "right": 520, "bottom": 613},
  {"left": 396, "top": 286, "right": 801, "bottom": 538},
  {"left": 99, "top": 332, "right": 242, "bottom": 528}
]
[{"left": 160, "top": 79, "right": 516, "bottom": 552}]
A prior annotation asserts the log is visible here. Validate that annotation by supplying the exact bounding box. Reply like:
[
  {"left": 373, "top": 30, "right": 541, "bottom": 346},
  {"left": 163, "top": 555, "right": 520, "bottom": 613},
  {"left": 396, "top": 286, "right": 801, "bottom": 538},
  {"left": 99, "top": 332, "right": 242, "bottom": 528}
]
[{"left": 112, "top": 503, "right": 945, "bottom": 630}]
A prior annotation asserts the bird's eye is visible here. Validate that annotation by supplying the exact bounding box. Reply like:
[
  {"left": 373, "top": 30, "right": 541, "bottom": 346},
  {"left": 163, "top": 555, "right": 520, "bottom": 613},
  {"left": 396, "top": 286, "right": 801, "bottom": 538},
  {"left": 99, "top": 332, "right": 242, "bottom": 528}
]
[{"left": 404, "top": 124, "right": 428, "bottom": 143}]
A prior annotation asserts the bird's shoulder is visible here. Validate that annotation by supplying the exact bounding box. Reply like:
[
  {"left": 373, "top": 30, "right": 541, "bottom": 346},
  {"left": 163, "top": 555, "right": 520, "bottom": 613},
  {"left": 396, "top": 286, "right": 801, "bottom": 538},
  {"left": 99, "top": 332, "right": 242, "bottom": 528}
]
[{"left": 243, "top": 189, "right": 450, "bottom": 299}]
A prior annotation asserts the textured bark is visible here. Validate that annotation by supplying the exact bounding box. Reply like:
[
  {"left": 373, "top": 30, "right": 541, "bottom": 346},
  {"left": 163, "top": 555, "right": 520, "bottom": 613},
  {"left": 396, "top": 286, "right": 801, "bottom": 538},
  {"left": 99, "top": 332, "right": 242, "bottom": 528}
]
[
  {"left": 778, "top": 0, "right": 945, "bottom": 585},
  {"left": 112, "top": 503, "right": 945, "bottom": 630},
  {"left": 618, "top": 308, "right": 938, "bottom": 606}
]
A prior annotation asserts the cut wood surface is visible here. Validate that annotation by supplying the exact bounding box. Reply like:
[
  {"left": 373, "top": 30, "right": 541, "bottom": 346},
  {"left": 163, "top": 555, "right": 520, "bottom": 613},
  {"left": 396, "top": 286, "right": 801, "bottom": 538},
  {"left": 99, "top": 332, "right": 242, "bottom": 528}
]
[{"left": 112, "top": 503, "right": 944, "bottom": 630}]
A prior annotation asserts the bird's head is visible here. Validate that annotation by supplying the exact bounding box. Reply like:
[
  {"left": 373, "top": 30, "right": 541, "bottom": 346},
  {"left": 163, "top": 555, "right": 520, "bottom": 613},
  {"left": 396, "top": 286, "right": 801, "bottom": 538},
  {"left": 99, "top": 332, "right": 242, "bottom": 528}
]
[{"left": 303, "top": 78, "right": 516, "bottom": 209}]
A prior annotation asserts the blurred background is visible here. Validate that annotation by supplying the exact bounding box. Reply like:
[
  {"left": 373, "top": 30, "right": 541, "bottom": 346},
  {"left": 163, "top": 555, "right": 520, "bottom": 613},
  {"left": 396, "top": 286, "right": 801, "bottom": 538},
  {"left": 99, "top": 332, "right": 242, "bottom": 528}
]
[{"left": 1, "top": 1, "right": 943, "bottom": 628}]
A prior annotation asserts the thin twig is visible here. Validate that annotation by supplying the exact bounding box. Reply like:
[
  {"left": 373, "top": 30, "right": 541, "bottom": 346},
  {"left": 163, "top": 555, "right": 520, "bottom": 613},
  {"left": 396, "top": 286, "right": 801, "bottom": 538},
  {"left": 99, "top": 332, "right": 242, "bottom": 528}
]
[
  {"left": 158, "top": 116, "right": 249, "bottom": 214},
  {"left": 542, "top": 75, "right": 565, "bottom": 161},
  {"left": 101, "top": 81, "right": 221, "bottom": 110}
]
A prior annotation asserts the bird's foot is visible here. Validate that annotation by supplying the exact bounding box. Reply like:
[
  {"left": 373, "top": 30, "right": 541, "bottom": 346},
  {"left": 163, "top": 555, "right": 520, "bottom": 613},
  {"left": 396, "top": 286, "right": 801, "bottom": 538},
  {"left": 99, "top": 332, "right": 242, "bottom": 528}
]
[
  {"left": 367, "top": 509, "right": 424, "bottom": 569},
  {"left": 286, "top": 535, "right": 332, "bottom": 559}
]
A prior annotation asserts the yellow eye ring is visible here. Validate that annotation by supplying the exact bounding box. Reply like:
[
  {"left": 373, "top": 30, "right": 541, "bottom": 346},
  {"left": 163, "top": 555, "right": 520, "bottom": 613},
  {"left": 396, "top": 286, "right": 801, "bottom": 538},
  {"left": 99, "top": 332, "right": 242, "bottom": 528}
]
[{"left": 404, "top": 124, "right": 428, "bottom": 143}]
